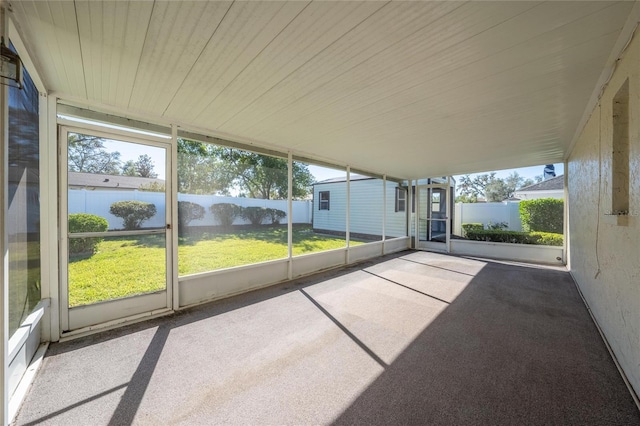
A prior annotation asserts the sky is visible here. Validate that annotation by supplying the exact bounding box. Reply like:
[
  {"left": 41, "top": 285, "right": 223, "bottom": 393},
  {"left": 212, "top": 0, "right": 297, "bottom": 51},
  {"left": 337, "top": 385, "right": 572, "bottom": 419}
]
[
  {"left": 102, "top": 138, "right": 167, "bottom": 180},
  {"left": 97, "top": 138, "right": 563, "bottom": 192},
  {"left": 67, "top": 115, "right": 563, "bottom": 189},
  {"left": 307, "top": 163, "right": 565, "bottom": 187}
]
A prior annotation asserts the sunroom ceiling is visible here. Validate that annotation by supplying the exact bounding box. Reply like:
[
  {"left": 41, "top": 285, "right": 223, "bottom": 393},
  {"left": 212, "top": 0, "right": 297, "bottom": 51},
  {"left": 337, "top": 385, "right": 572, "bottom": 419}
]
[{"left": 11, "top": 1, "right": 635, "bottom": 179}]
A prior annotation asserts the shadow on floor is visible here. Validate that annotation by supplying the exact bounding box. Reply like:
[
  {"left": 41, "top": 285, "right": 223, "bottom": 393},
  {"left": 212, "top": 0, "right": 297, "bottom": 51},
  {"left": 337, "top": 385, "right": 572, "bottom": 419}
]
[{"left": 15, "top": 250, "right": 640, "bottom": 425}]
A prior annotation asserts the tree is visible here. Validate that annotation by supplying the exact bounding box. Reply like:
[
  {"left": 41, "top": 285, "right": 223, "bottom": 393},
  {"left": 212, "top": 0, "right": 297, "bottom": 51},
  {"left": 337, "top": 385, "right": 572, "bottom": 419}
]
[
  {"left": 176, "top": 139, "right": 315, "bottom": 199},
  {"left": 134, "top": 154, "right": 158, "bottom": 178},
  {"left": 177, "top": 139, "right": 233, "bottom": 195},
  {"left": 458, "top": 172, "right": 536, "bottom": 202},
  {"left": 121, "top": 160, "right": 137, "bottom": 176},
  {"left": 457, "top": 173, "right": 496, "bottom": 202},
  {"left": 218, "top": 149, "right": 314, "bottom": 200},
  {"left": 68, "top": 133, "right": 121, "bottom": 174},
  {"left": 138, "top": 182, "right": 165, "bottom": 192}
]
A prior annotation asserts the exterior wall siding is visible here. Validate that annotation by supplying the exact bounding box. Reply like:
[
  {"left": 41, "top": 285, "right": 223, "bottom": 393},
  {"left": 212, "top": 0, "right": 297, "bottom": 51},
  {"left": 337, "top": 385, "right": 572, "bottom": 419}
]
[
  {"left": 568, "top": 32, "right": 640, "bottom": 398},
  {"left": 313, "top": 179, "right": 407, "bottom": 239}
]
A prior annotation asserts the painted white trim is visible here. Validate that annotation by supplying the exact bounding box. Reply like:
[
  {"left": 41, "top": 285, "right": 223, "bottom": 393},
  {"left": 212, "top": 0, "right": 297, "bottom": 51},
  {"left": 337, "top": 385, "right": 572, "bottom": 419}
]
[
  {"left": 450, "top": 239, "right": 564, "bottom": 265},
  {"left": 287, "top": 152, "right": 293, "bottom": 280},
  {"left": 58, "top": 125, "right": 173, "bottom": 332},
  {"left": 58, "top": 126, "right": 70, "bottom": 332},
  {"left": 8, "top": 299, "right": 48, "bottom": 363},
  {"left": 349, "top": 241, "right": 383, "bottom": 264},
  {"left": 345, "top": 167, "right": 350, "bottom": 264},
  {"left": 46, "top": 95, "right": 59, "bottom": 342},
  {"left": 563, "top": 164, "right": 569, "bottom": 266},
  {"left": 60, "top": 308, "right": 173, "bottom": 342},
  {"left": 382, "top": 175, "right": 387, "bottom": 245},
  {"left": 170, "top": 125, "right": 179, "bottom": 311},
  {"left": 178, "top": 256, "right": 291, "bottom": 282},
  {"left": 37, "top": 90, "right": 51, "bottom": 344},
  {"left": 0, "top": 6, "right": 8, "bottom": 424},
  {"left": 8, "top": 342, "right": 48, "bottom": 424}
]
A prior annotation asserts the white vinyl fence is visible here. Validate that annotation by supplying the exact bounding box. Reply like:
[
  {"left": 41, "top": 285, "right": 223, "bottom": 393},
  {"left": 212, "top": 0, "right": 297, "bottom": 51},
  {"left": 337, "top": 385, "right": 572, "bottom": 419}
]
[
  {"left": 454, "top": 201, "right": 522, "bottom": 235},
  {"left": 68, "top": 189, "right": 312, "bottom": 230}
]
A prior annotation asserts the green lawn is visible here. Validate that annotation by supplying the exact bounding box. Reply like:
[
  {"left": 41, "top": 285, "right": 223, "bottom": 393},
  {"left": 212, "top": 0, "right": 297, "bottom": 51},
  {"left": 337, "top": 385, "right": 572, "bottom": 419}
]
[{"left": 68, "top": 226, "right": 361, "bottom": 307}]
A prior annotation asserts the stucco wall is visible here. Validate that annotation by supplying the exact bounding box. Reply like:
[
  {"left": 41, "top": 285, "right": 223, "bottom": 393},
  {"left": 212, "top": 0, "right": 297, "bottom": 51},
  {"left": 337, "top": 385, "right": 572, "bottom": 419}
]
[{"left": 568, "top": 32, "right": 640, "bottom": 398}]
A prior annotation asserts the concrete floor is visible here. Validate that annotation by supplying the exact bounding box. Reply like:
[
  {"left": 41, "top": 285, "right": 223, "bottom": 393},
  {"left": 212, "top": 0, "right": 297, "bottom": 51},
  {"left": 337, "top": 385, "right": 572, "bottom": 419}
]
[{"left": 14, "top": 251, "right": 640, "bottom": 425}]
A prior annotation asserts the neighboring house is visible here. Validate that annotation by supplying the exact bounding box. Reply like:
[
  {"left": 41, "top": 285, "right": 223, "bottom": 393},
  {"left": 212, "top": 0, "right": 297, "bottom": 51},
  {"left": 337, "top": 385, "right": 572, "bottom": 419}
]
[
  {"left": 68, "top": 172, "right": 165, "bottom": 191},
  {"left": 312, "top": 175, "right": 408, "bottom": 239},
  {"left": 513, "top": 175, "right": 564, "bottom": 200}
]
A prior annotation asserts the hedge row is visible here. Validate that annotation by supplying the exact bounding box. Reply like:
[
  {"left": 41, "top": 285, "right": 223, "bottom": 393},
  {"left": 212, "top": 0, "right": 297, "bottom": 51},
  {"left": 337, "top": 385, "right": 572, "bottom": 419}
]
[
  {"left": 465, "top": 229, "right": 563, "bottom": 246},
  {"left": 519, "top": 198, "right": 564, "bottom": 234},
  {"left": 207, "top": 203, "right": 286, "bottom": 228},
  {"left": 461, "top": 223, "right": 483, "bottom": 237}
]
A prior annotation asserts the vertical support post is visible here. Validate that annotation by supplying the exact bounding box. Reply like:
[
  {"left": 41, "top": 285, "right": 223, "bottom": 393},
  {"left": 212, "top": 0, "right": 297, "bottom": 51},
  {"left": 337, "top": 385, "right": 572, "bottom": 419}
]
[
  {"left": 47, "top": 95, "right": 59, "bottom": 341},
  {"left": 382, "top": 175, "right": 386, "bottom": 254},
  {"left": 0, "top": 5, "right": 9, "bottom": 424},
  {"left": 287, "top": 152, "right": 293, "bottom": 280},
  {"left": 563, "top": 161, "right": 569, "bottom": 267},
  {"left": 407, "top": 179, "right": 412, "bottom": 247},
  {"left": 445, "top": 177, "right": 451, "bottom": 253},
  {"left": 346, "top": 166, "right": 350, "bottom": 264},
  {"left": 38, "top": 93, "right": 51, "bottom": 342},
  {"left": 47, "top": 96, "right": 59, "bottom": 342},
  {"left": 414, "top": 181, "right": 419, "bottom": 249},
  {"left": 170, "top": 125, "right": 179, "bottom": 310}
]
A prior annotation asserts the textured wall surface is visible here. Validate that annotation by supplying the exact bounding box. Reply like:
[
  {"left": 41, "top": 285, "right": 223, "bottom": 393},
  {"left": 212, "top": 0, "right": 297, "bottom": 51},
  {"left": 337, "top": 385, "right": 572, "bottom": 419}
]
[{"left": 568, "top": 31, "right": 640, "bottom": 398}]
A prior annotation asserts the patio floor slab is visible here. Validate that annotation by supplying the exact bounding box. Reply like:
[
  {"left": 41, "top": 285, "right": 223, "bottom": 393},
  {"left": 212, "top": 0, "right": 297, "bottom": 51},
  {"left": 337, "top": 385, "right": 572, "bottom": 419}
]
[{"left": 13, "top": 251, "right": 640, "bottom": 425}]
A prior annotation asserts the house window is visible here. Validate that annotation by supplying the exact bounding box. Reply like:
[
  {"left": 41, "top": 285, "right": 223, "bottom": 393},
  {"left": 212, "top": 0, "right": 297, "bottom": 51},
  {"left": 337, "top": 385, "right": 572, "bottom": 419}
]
[
  {"left": 319, "top": 191, "right": 330, "bottom": 210},
  {"left": 395, "top": 187, "right": 406, "bottom": 212}
]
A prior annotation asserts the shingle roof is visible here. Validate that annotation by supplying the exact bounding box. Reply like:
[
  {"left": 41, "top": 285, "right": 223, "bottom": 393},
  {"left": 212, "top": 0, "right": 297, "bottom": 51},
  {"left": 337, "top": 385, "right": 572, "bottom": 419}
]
[
  {"left": 68, "top": 172, "right": 165, "bottom": 189},
  {"left": 517, "top": 175, "right": 564, "bottom": 192},
  {"left": 313, "top": 174, "right": 374, "bottom": 185}
]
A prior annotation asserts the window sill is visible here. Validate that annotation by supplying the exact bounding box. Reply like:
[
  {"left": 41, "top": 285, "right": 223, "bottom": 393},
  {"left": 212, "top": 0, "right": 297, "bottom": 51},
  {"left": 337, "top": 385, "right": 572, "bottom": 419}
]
[{"left": 603, "top": 214, "right": 632, "bottom": 226}]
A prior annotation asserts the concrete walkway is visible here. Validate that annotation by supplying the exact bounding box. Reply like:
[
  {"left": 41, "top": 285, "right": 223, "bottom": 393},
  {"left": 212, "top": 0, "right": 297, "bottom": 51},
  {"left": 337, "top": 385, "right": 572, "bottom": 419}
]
[{"left": 14, "top": 251, "right": 640, "bottom": 425}]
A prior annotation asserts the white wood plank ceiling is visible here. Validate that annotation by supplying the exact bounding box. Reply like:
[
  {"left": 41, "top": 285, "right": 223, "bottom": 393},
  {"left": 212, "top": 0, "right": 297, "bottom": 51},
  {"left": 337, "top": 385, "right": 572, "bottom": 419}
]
[{"left": 9, "top": 1, "right": 635, "bottom": 178}]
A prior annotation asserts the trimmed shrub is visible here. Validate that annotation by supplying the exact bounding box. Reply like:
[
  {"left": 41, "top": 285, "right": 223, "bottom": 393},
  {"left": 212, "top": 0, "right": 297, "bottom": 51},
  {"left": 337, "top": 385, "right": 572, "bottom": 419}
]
[
  {"left": 487, "top": 221, "right": 508, "bottom": 230},
  {"left": 465, "top": 229, "right": 563, "bottom": 246},
  {"left": 68, "top": 213, "right": 108, "bottom": 255},
  {"left": 178, "top": 201, "right": 205, "bottom": 233},
  {"left": 461, "top": 223, "right": 483, "bottom": 237},
  {"left": 519, "top": 198, "right": 564, "bottom": 234},
  {"left": 110, "top": 200, "right": 157, "bottom": 230},
  {"left": 530, "top": 232, "right": 564, "bottom": 246},
  {"left": 267, "top": 208, "right": 286, "bottom": 225},
  {"left": 241, "top": 206, "right": 270, "bottom": 226},
  {"left": 210, "top": 203, "right": 242, "bottom": 228}
]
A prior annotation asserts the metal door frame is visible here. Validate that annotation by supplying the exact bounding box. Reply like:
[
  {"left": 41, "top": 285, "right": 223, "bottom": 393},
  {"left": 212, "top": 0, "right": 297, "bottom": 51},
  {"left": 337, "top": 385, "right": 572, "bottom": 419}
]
[
  {"left": 59, "top": 125, "right": 173, "bottom": 334},
  {"left": 415, "top": 180, "right": 451, "bottom": 252}
]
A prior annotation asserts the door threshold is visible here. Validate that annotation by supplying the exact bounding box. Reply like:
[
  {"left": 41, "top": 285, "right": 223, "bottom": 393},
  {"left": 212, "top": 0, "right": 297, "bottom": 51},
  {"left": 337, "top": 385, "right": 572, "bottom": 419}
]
[
  {"left": 417, "top": 247, "right": 448, "bottom": 254},
  {"left": 60, "top": 308, "right": 173, "bottom": 342}
]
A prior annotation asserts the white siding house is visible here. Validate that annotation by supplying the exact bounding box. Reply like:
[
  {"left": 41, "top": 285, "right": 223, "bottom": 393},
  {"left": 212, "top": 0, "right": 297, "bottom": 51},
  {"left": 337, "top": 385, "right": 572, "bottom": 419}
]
[
  {"left": 313, "top": 175, "right": 408, "bottom": 239},
  {"left": 513, "top": 175, "right": 564, "bottom": 200}
]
